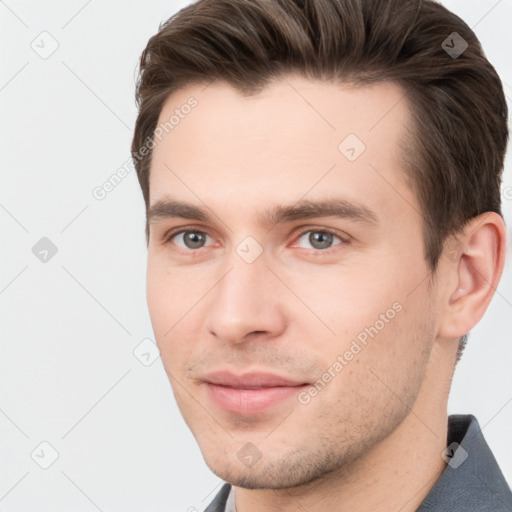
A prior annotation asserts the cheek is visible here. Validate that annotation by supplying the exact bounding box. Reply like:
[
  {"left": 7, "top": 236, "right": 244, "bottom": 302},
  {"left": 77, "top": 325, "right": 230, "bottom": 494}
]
[
  {"left": 292, "top": 265, "right": 428, "bottom": 376},
  {"left": 146, "top": 269, "right": 170, "bottom": 334},
  {"left": 146, "top": 256, "right": 193, "bottom": 329},
  {"left": 146, "top": 260, "right": 207, "bottom": 364},
  {"left": 146, "top": 262, "right": 183, "bottom": 351},
  {"left": 280, "top": 264, "right": 399, "bottom": 335}
]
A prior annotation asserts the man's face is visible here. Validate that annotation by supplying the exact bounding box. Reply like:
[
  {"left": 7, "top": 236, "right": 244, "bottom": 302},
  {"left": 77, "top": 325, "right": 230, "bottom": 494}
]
[{"left": 146, "top": 76, "right": 440, "bottom": 488}]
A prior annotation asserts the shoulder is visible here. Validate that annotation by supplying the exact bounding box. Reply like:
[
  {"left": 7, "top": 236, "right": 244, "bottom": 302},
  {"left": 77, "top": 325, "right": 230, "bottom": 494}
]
[{"left": 418, "top": 414, "right": 512, "bottom": 511}]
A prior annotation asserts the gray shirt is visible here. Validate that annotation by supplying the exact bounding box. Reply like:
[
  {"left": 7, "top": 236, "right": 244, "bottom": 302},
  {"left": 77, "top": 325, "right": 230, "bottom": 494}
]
[{"left": 203, "top": 414, "right": 512, "bottom": 511}]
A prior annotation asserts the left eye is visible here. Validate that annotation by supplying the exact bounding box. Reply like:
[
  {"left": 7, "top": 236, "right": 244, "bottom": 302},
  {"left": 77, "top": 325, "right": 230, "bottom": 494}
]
[
  {"left": 170, "top": 230, "right": 214, "bottom": 250},
  {"left": 295, "top": 230, "right": 344, "bottom": 251}
]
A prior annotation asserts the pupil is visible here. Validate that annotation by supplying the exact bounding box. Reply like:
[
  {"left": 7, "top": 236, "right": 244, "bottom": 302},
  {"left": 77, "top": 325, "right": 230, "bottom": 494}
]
[
  {"left": 310, "top": 231, "right": 332, "bottom": 249},
  {"left": 185, "top": 232, "right": 205, "bottom": 249}
]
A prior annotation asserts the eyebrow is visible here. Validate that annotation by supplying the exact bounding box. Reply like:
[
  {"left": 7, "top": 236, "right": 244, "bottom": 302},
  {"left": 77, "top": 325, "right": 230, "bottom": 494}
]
[{"left": 147, "top": 197, "right": 379, "bottom": 228}]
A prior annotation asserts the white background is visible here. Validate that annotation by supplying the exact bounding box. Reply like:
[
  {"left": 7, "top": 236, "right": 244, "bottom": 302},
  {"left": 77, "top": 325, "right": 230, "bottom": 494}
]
[{"left": 1, "top": 1, "right": 511, "bottom": 511}]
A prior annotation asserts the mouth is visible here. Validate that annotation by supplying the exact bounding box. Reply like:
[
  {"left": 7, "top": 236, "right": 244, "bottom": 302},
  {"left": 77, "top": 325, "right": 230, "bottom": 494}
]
[
  {"left": 202, "top": 371, "right": 310, "bottom": 415},
  {"left": 229, "top": 386, "right": 281, "bottom": 389}
]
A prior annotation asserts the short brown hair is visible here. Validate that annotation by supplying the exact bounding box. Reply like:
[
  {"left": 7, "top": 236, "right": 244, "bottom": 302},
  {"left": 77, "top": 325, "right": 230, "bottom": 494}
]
[{"left": 131, "top": 0, "right": 509, "bottom": 356}]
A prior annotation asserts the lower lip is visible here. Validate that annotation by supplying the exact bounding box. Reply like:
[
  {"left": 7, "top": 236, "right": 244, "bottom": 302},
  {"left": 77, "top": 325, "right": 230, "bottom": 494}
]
[{"left": 205, "top": 383, "right": 307, "bottom": 415}]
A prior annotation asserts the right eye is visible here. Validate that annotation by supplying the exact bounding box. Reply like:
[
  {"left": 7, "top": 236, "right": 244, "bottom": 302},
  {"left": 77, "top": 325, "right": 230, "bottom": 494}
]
[{"left": 165, "top": 229, "right": 215, "bottom": 251}]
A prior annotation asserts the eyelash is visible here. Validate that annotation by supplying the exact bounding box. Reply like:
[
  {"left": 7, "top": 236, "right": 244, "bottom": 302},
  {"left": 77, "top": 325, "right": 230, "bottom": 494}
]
[{"left": 162, "top": 226, "right": 348, "bottom": 255}]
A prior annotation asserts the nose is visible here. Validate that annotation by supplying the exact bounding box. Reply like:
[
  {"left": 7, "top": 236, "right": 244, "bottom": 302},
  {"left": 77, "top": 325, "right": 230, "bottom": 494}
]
[{"left": 203, "top": 253, "right": 287, "bottom": 345}]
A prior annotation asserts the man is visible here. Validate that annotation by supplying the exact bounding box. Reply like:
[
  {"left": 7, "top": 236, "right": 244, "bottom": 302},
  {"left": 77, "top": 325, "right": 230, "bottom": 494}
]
[{"left": 131, "top": 0, "right": 511, "bottom": 510}]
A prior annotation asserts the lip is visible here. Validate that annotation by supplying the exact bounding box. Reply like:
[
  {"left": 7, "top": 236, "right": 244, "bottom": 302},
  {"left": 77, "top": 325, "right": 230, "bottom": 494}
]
[
  {"left": 203, "top": 371, "right": 308, "bottom": 388},
  {"left": 202, "top": 371, "right": 309, "bottom": 415}
]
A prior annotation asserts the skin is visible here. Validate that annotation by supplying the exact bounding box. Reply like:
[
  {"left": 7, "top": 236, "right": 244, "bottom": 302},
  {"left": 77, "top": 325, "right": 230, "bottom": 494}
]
[{"left": 145, "top": 75, "right": 506, "bottom": 511}]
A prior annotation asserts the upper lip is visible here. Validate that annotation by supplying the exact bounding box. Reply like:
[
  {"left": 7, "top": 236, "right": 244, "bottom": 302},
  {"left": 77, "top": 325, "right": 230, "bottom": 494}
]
[{"left": 203, "top": 371, "right": 308, "bottom": 388}]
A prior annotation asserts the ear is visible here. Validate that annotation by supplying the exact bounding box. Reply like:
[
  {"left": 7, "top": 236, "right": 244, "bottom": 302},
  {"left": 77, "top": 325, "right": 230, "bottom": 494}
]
[{"left": 437, "top": 212, "right": 507, "bottom": 339}]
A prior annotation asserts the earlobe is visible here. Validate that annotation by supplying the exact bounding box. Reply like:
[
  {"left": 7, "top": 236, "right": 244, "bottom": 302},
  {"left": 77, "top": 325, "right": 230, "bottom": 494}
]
[{"left": 438, "top": 212, "right": 507, "bottom": 339}]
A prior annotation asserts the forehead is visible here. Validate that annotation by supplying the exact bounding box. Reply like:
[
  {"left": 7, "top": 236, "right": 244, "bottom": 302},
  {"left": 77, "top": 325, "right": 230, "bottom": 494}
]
[{"left": 148, "top": 76, "right": 418, "bottom": 226}]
